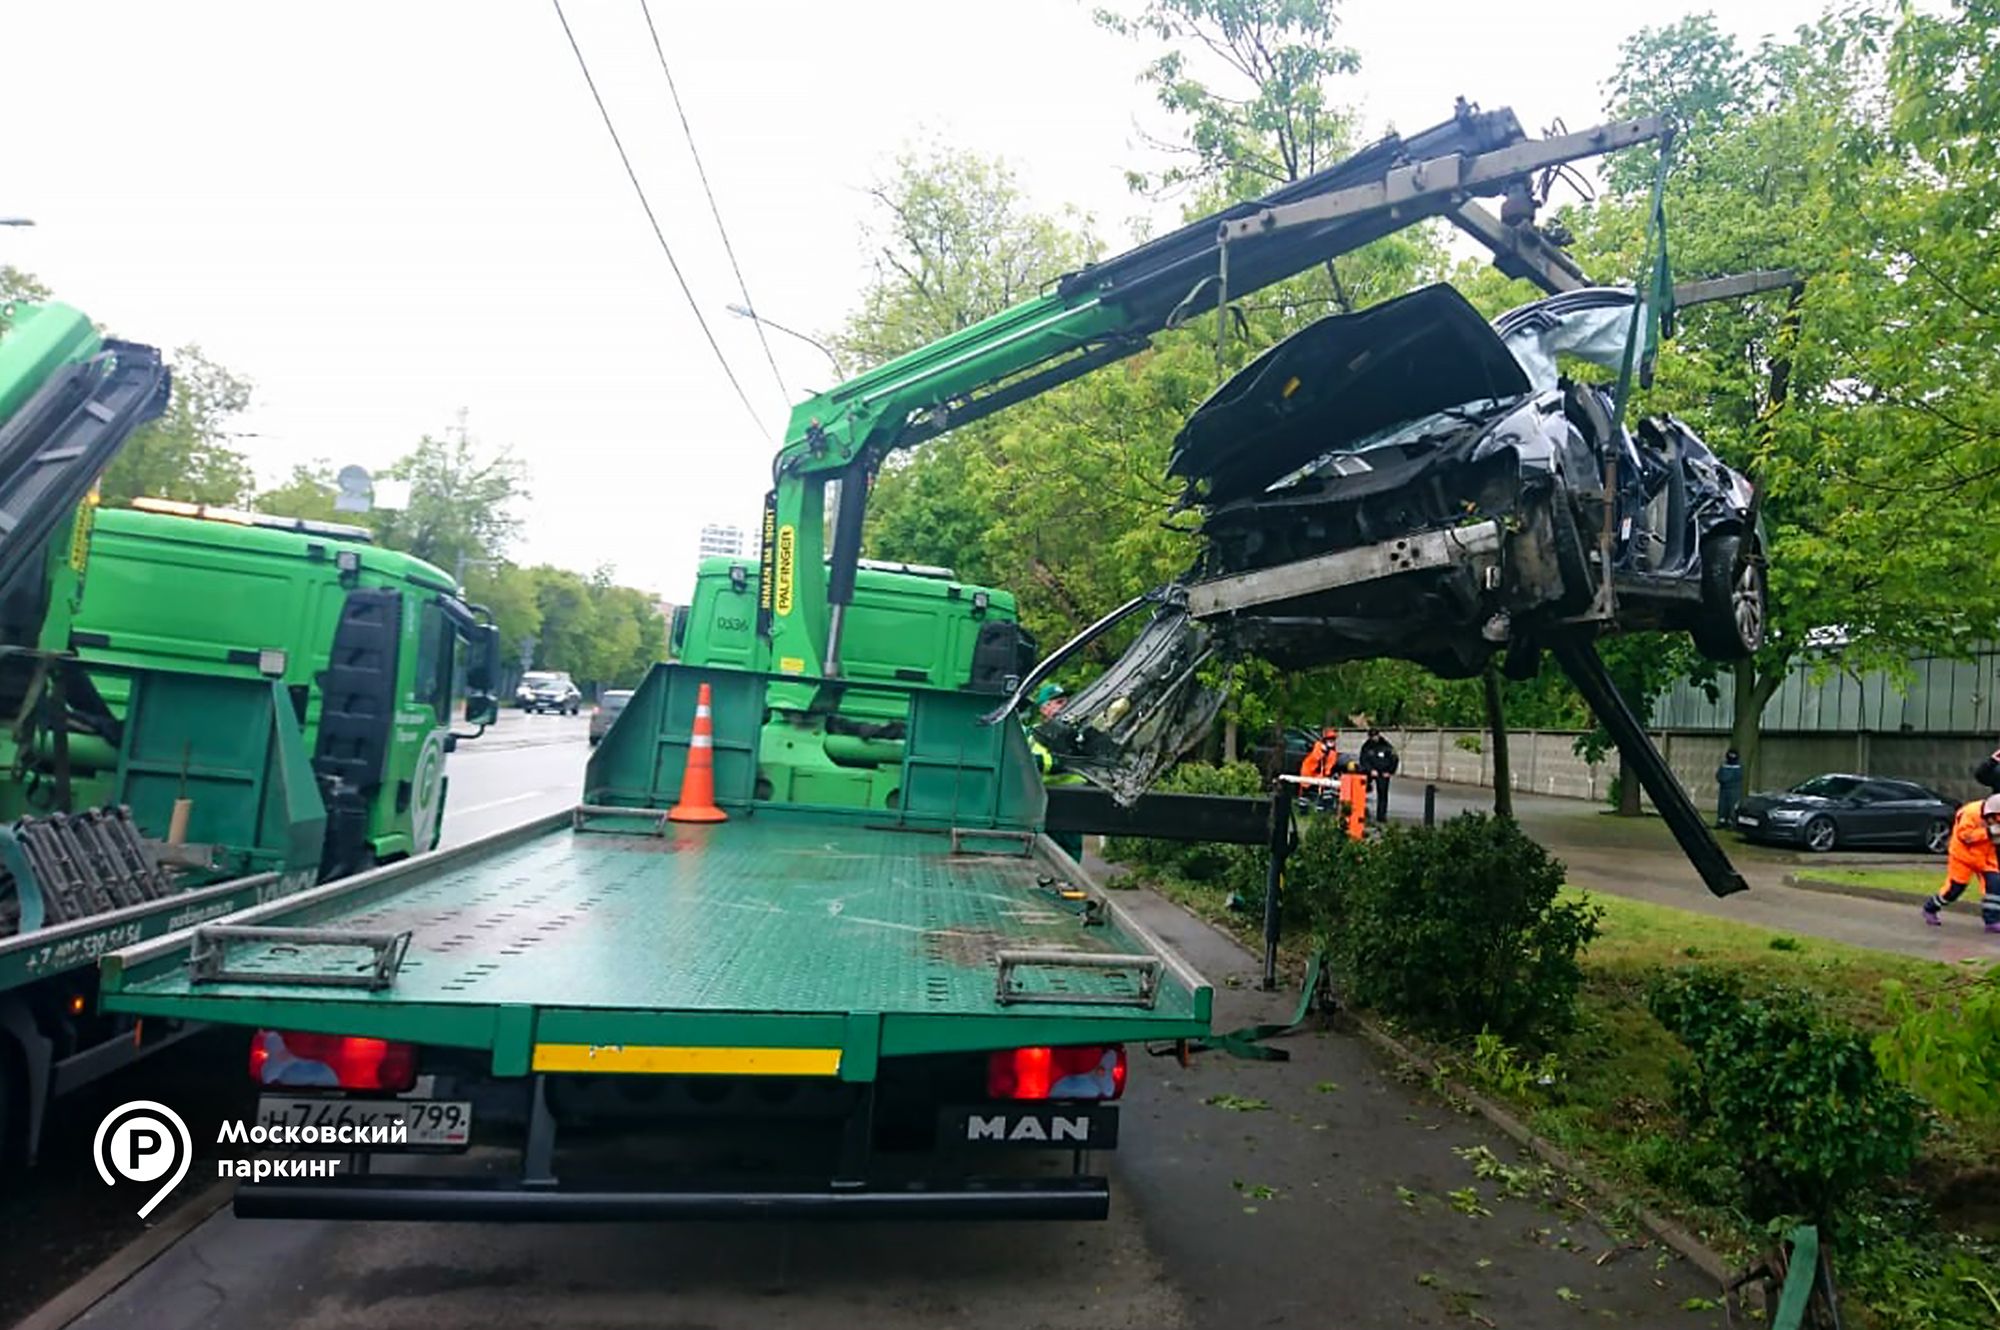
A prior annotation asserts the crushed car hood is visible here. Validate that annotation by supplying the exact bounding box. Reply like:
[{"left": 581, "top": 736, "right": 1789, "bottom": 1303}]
[{"left": 1169, "top": 283, "right": 1531, "bottom": 507}]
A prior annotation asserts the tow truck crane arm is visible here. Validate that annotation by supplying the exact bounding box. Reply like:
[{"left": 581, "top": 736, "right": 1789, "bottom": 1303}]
[{"left": 761, "top": 105, "right": 1664, "bottom": 685}]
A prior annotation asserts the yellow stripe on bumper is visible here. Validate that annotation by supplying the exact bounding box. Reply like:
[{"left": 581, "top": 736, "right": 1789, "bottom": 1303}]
[{"left": 529, "top": 1043, "right": 843, "bottom": 1076}]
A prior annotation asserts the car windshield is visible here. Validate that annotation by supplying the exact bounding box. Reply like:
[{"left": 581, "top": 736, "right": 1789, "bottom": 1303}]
[
  {"left": 1790, "top": 775, "right": 1861, "bottom": 799},
  {"left": 601, "top": 691, "right": 633, "bottom": 711},
  {"left": 1492, "top": 288, "right": 1645, "bottom": 392}
]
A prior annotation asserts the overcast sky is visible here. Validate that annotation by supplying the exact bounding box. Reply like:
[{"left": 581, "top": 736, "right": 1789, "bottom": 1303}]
[{"left": 0, "top": 0, "right": 1830, "bottom": 597}]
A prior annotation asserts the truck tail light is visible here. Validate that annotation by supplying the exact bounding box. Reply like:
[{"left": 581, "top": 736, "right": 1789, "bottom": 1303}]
[
  {"left": 250, "top": 1030, "right": 418, "bottom": 1093},
  {"left": 986, "top": 1045, "right": 1126, "bottom": 1100}
]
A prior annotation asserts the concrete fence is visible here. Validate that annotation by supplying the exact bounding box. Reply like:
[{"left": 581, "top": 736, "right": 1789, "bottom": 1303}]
[{"left": 1380, "top": 728, "right": 1995, "bottom": 809}]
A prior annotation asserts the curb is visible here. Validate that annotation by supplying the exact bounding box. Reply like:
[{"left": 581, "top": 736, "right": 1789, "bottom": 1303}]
[
  {"left": 12, "top": 1180, "right": 235, "bottom": 1330},
  {"left": 1782, "top": 874, "right": 1931, "bottom": 907},
  {"left": 1351, "top": 1020, "right": 1736, "bottom": 1286}
]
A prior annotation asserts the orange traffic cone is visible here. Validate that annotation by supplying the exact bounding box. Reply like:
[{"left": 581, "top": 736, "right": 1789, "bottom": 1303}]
[{"left": 668, "top": 682, "right": 729, "bottom": 823}]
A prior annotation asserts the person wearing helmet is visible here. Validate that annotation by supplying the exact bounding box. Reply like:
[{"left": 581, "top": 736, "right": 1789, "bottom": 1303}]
[
  {"left": 1924, "top": 792, "right": 2000, "bottom": 932},
  {"left": 1025, "top": 683, "right": 1085, "bottom": 861},
  {"left": 1298, "top": 726, "right": 1342, "bottom": 810}
]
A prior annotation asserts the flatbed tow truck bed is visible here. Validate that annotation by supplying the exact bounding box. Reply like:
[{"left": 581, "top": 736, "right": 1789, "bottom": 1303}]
[
  {"left": 101, "top": 809, "right": 1207, "bottom": 1067},
  {"left": 99, "top": 667, "right": 1212, "bottom": 1221}
]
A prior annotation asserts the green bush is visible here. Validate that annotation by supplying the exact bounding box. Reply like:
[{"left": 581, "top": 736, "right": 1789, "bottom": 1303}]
[
  {"left": 1874, "top": 969, "right": 2000, "bottom": 1127},
  {"left": 1648, "top": 968, "right": 1925, "bottom": 1224},
  {"left": 1103, "top": 761, "right": 1269, "bottom": 891},
  {"left": 1303, "top": 814, "right": 1600, "bottom": 1045}
]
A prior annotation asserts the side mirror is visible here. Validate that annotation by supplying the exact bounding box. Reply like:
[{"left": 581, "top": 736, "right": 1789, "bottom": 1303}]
[
  {"left": 467, "top": 625, "right": 501, "bottom": 694},
  {"left": 464, "top": 692, "right": 500, "bottom": 727}
]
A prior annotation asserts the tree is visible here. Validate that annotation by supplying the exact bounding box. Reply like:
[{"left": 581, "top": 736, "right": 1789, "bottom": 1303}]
[
  {"left": 98, "top": 345, "right": 255, "bottom": 507},
  {"left": 0, "top": 266, "right": 51, "bottom": 334},
  {"left": 831, "top": 148, "right": 1099, "bottom": 369},
  {"left": 1096, "top": 0, "right": 1360, "bottom": 196},
  {"left": 368, "top": 412, "right": 527, "bottom": 580},
  {"left": 254, "top": 461, "right": 342, "bottom": 522},
  {"left": 1573, "top": 5, "right": 2000, "bottom": 784}
]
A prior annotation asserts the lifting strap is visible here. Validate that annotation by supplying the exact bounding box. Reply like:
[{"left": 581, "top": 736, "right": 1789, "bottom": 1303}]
[{"left": 1609, "top": 131, "right": 1677, "bottom": 435}]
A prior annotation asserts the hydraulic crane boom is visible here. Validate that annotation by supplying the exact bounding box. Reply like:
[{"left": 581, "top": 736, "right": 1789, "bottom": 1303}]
[{"left": 757, "top": 103, "right": 1664, "bottom": 691}]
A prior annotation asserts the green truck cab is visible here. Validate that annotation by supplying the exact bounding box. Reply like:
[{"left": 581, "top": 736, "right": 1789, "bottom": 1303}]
[
  {"left": 61, "top": 502, "right": 502, "bottom": 876},
  {"left": 672, "top": 555, "right": 1037, "bottom": 808}
]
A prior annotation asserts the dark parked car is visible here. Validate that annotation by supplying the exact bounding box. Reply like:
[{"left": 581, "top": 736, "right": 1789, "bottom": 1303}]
[
  {"left": 589, "top": 688, "right": 633, "bottom": 745},
  {"left": 1733, "top": 774, "right": 1958, "bottom": 854},
  {"left": 1245, "top": 725, "right": 1319, "bottom": 778},
  {"left": 1019, "top": 283, "right": 1768, "bottom": 801}
]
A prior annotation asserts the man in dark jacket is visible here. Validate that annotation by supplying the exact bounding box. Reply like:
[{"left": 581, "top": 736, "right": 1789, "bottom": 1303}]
[
  {"left": 1359, "top": 728, "right": 1399, "bottom": 823},
  {"left": 1715, "top": 749, "right": 1745, "bottom": 827}
]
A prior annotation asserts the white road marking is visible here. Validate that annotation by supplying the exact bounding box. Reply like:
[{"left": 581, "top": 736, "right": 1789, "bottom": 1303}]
[{"left": 452, "top": 790, "right": 555, "bottom": 816}]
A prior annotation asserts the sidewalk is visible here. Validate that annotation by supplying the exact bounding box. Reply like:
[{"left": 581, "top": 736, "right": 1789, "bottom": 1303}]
[
  {"left": 1383, "top": 782, "right": 1994, "bottom": 963},
  {"left": 1113, "top": 888, "right": 1723, "bottom": 1328}
]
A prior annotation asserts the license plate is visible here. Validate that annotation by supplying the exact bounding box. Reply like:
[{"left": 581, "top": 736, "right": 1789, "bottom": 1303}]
[
  {"left": 255, "top": 1096, "right": 472, "bottom": 1148},
  {"left": 1737, "top": 815, "right": 1760, "bottom": 827}
]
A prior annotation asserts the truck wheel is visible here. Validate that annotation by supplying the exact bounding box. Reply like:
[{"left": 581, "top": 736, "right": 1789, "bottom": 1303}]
[{"left": 1691, "top": 529, "right": 1765, "bottom": 661}]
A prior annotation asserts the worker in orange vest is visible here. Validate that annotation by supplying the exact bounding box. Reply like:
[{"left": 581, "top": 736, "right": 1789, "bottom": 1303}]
[
  {"left": 1298, "top": 727, "right": 1340, "bottom": 810},
  {"left": 1924, "top": 793, "right": 2000, "bottom": 933}
]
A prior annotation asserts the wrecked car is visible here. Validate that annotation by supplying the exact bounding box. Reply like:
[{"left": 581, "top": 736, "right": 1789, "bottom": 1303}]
[{"left": 1020, "top": 281, "right": 1766, "bottom": 801}]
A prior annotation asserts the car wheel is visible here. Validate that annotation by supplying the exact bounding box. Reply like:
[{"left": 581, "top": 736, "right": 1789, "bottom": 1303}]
[
  {"left": 1691, "top": 529, "right": 1766, "bottom": 662},
  {"left": 1803, "top": 815, "right": 1837, "bottom": 853},
  {"left": 1923, "top": 818, "right": 1950, "bottom": 855}
]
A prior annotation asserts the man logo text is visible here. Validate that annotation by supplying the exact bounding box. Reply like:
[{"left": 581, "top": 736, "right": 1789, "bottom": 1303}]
[{"left": 965, "top": 1114, "right": 1090, "bottom": 1143}]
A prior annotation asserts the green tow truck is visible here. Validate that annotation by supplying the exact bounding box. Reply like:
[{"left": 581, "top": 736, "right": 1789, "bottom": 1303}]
[
  {"left": 96, "top": 105, "right": 1693, "bottom": 1219},
  {"left": 69, "top": 501, "right": 504, "bottom": 876},
  {"left": 0, "top": 300, "right": 501, "bottom": 1171}
]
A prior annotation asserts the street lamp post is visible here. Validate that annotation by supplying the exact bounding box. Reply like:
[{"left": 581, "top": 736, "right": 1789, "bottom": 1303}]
[{"left": 726, "top": 304, "right": 840, "bottom": 376}]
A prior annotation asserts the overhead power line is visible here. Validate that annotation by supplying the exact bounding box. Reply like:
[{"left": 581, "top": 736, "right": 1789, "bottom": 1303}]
[
  {"left": 638, "top": 0, "right": 789, "bottom": 403},
  {"left": 549, "top": 0, "right": 768, "bottom": 437}
]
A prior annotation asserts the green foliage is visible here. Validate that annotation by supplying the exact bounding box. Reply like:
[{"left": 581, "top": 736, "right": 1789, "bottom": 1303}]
[
  {"left": 99, "top": 344, "right": 255, "bottom": 507},
  {"left": 1305, "top": 815, "right": 1599, "bottom": 1044},
  {"left": 1094, "top": 0, "right": 1359, "bottom": 196},
  {"left": 1575, "top": 3, "right": 2000, "bottom": 781},
  {"left": 1462, "top": 1032, "right": 1562, "bottom": 1101},
  {"left": 1875, "top": 971, "right": 2000, "bottom": 1127},
  {"left": 831, "top": 147, "right": 1098, "bottom": 370},
  {"left": 1103, "top": 760, "right": 1269, "bottom": 899},
  {"left": 1647, "top": 968, "right": 1924, "bottom": 1224},
  {"left": 367, "top": 413, "right": 526, "bottom": 579},
  {"left": 1838, "top": 1218, "right": 2000, "bottom": 1330},
  {"left": 0, "top": 265, "right": 52, "bottom": 333},
  {"left": 253, "top": 461, "right": 343, "bottom": 523}
]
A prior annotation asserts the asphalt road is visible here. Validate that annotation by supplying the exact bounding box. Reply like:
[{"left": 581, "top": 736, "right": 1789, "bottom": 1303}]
[
  {"left": 0, "top": 715, "right": 593, "bottom": 1329},
  {"left": 38, "top": 735, "right": 1725, "bottom": 1330},
  {"left": 438, "top": 711, "right": 591, "bottom": 845}
]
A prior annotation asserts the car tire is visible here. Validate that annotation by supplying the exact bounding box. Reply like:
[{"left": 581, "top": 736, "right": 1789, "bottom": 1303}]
[
  {"left": 1692, "top": 529, "right": 1766, "bottom": 661},
  {"left": 1923, "top": 818, "right": 1950, "bottom": 855},
  {"left": 1802, "top": 815, "right": 1837, "bottom": 853}
]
